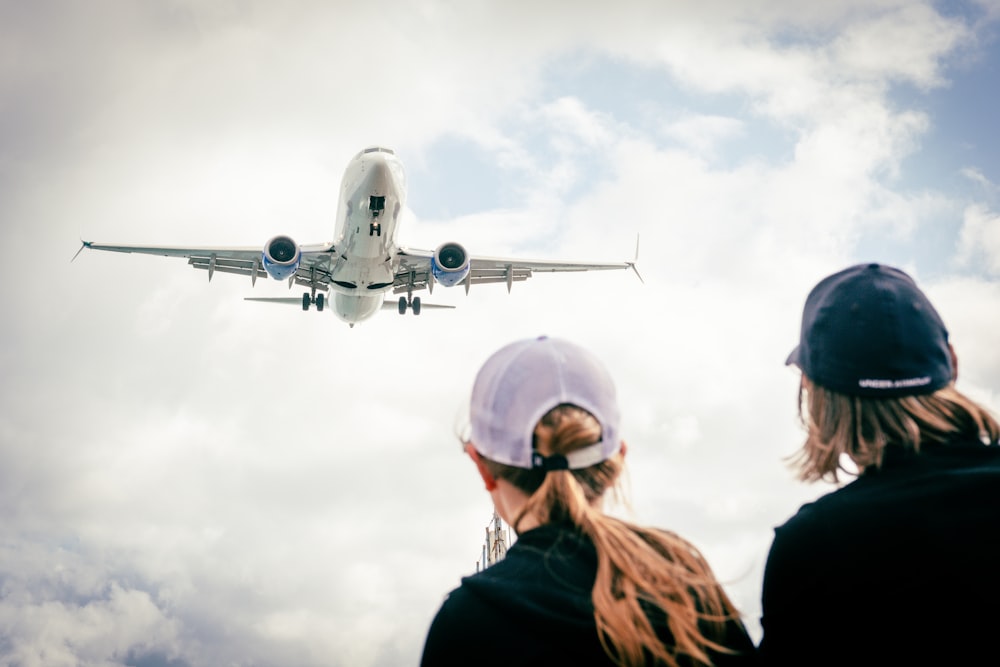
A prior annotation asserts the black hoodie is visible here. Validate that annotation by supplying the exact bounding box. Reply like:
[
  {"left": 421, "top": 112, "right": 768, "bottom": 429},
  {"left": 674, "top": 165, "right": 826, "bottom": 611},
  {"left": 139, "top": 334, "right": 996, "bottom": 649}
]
[
  {"left": 759, "top": 438, "right": 1000, "bottom": 666},
  {"left": 421, "top": 522, "right": 757, "bottom": 666}
]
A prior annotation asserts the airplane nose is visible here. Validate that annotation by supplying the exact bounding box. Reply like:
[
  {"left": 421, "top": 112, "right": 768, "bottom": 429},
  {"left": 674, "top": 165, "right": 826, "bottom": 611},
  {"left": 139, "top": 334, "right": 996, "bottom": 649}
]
[{"left": 362, "top": 158, "right": 391, "bottom": 193}]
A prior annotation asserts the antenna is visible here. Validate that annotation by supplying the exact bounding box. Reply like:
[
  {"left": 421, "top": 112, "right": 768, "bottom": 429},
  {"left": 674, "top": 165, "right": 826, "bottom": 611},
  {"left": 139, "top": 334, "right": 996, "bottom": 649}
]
[{"left": 477, "top": 509, "right": 512, "bottom": 570}]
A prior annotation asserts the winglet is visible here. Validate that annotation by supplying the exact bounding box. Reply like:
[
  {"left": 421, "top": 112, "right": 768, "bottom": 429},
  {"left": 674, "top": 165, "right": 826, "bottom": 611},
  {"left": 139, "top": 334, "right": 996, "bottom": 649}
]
[
  {"left": 627, "top": 234, "right": 644, "bottom": 284},
  {"left": 71, "top": 239, "right": 92, "bottom": 263}
]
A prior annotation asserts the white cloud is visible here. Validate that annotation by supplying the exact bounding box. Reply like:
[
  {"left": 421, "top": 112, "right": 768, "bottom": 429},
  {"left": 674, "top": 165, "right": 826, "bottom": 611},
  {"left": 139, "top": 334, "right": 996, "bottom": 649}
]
[
  {"left": 956, "top": 203, "right": 1000, "bottom": 275},
  {"left": 829, "top": 3, "right": 967, "bottom": 88},
  {"left": 0, "top": 570, "right": 181, "bottom": 667},
  {"left": 538, "top": 96, "right": 617, "bottom": 150},
  {"left": 962, "top": 166, "right": 998, "bottom": 194},
  {"left": 662, "top": 114, "right": 745, "bottom": 158},
  {"left": 926, "top": 276, "right": 1000, "bottom": 399}
]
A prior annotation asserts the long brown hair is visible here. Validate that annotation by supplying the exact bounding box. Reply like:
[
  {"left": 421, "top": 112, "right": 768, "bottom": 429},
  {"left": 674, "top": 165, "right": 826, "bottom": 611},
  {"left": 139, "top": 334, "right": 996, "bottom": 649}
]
[
  {"left": 477, "top": 404, "right": 744, "bottom": 667},
  {"left": 792, "top": 379, "right": 1000, "bottom": 483}
]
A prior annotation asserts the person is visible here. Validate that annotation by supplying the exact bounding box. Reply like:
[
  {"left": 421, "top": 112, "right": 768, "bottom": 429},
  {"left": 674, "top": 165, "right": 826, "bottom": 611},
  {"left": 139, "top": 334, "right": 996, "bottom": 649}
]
[
  {"left": 421, "top": 336, "right": 757, "bottom": 667},
  {"left": 759, "top": 263, "right": 1000, "bottom": 666}
]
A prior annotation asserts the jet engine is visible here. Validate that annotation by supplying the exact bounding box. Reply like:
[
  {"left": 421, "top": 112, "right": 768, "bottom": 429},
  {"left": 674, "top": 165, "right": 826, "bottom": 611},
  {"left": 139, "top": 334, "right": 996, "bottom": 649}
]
[
  {"left": 431, "top": 242, "right": 471, "bottom": 287},
  {"left": 262, "top": 235, "right": 301, "bottom": 281}
]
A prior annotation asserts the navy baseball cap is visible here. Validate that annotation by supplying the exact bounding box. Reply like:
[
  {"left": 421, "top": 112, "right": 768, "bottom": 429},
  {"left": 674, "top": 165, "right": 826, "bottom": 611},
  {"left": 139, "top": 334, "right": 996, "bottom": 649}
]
[{"left": 786, "top": 263, "right": 953, "bottom": 397}]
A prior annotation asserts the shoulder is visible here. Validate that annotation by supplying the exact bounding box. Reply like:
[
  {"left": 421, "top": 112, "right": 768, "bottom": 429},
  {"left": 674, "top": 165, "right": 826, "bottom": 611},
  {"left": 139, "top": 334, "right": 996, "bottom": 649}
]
[
  {"left": 422, "top": 551, "right": 552, "bottom": 647},
  {"left": 772, "top": 489, "right": 841, "bottom": 541},
  {"left": 427, "top": 585, "right": 479, "bottom": 629},
  {"left": 428, "top": 569, "right": 504, "bottom": 625},
  {"left": 764, "top": 486, "right": 859, "bottom": 583},
  {"left": 420, "top": 582, "right": 498, "bottom": 665}
]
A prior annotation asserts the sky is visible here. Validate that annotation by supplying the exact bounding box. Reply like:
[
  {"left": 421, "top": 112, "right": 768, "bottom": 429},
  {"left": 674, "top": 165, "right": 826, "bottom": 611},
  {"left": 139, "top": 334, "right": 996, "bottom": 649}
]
[{"left": 2, "top": 1, "right": 1000, "bottom": 665}]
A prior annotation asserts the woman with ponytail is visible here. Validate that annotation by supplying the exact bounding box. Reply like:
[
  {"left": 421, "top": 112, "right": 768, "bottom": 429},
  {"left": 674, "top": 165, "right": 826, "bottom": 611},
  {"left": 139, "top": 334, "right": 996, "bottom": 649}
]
[{"left": 421, "top": 336, "right": 756, "bottom": 667}]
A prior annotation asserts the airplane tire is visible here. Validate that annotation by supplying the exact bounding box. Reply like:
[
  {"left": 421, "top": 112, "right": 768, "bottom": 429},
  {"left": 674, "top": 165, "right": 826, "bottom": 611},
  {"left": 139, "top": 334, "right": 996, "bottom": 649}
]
[
  {"left": 316, "top": 293, "right": 325, "bottom": 312},
  {"left": 302, "top": 293, "right": 310, "bottom": 311},
  {"left": 398, "top": 296, "right": 407, "bottom": 315},
  {"left": 412, "top": 296, "right": 421, "bottom": 315}
]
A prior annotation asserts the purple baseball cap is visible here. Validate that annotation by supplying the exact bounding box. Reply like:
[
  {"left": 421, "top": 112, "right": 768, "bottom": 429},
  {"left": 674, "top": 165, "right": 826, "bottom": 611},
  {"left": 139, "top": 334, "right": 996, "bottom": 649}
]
[{"left": 469, "top": 336, "right": 622, "bottom": 470}]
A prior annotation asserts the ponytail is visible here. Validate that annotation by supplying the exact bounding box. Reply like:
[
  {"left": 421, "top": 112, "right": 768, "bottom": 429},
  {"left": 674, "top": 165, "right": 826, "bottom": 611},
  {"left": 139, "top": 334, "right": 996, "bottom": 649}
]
[{"left": 478, "top": 405, "right": 743, "bottom": 667}]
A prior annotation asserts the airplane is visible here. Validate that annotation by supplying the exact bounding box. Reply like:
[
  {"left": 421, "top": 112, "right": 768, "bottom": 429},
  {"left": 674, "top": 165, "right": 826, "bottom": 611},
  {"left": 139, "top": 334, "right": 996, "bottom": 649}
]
[{"left": 77, "top": 146, "right": 641, "bottom": 327}]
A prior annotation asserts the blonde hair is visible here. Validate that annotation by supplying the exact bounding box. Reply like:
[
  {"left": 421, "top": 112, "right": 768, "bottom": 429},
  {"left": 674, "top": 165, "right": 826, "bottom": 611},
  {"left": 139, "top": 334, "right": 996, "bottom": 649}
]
[
  {"left": 478, "top": 404, "right": 744, "bottom": 667},
  {"left": 792, "top": 380, "right": 1000, "bottom": 483}
]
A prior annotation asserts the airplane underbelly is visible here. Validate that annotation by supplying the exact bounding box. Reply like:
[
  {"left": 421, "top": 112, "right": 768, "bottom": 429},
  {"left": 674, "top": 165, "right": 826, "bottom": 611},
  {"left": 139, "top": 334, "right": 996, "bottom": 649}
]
[
  {"left": 333, "top": 294, "right": 382, "bottom": 324},
  {"left": 329, "top": 259, "right": 394, "bottom": 294},
  {"left": 348, "top": 222, "right": 396, "bottom": 259}
]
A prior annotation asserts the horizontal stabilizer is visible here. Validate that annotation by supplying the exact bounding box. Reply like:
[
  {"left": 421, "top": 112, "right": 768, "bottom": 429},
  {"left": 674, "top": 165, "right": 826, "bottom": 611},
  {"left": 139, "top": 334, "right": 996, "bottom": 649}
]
[
  {"left": 380, "top": 301, "right": 455, "bottom": 310},
  {"left": 244, "top": 297, "right": 306, "bottom": 305}
]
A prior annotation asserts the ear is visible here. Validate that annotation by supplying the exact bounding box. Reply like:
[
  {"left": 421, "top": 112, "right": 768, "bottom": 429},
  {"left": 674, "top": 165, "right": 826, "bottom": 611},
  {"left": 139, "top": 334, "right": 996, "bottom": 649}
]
[
  {"left": 949, "top": 344, "right": 959, "bottom": 382},
  {"left": 619, "top": 441, "right": 628, "bottom": 459},
  {"left": 465, "top": 443, "right": 498, "bottom": 491}
]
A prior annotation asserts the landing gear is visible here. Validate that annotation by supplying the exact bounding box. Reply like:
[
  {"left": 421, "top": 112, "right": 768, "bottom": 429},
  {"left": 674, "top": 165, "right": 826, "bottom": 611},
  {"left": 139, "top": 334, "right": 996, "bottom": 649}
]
[
  {"left": 369, "top": 196, "right": 385, "bottom": 236},
  {"left": 397, "top": 294, "right": 421, "bottom": 316},
  {"left": 302, "top": 291, "right": 326, "bottom": 312}
]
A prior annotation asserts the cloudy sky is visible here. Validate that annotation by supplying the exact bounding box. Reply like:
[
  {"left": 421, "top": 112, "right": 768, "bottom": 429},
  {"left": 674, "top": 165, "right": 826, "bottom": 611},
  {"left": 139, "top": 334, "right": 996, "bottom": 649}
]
[{"left": 3, "top": 1, "right": 1000, "bottom": 665}]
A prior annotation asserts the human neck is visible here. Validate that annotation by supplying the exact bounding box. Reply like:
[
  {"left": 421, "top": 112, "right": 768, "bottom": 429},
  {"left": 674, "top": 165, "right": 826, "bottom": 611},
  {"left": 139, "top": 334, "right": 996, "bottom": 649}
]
[{"left": 491, "top": 479, "right": 540, "bottom": 534}]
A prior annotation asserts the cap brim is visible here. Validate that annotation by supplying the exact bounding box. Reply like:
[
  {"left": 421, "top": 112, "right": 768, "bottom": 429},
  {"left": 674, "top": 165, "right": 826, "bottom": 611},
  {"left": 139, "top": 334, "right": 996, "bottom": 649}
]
[{"left": 785, "top": 345, "right": 801, "bottom": 368}]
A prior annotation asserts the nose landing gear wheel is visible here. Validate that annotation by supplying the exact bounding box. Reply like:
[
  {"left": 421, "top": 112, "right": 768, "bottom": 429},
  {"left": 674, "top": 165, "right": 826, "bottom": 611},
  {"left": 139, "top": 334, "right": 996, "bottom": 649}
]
[{"left": 398, "top": 296, "right": 407, "bottom": 315}]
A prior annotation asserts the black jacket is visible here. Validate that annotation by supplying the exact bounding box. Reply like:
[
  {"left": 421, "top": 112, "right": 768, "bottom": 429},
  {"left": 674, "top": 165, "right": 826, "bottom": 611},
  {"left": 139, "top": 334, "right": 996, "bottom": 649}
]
[
  {"left": 422, "top": 522, "right": 757, "bottom": 666},
  {"left": 759, "top": 438, "right": 1000, "bottom": 666}
]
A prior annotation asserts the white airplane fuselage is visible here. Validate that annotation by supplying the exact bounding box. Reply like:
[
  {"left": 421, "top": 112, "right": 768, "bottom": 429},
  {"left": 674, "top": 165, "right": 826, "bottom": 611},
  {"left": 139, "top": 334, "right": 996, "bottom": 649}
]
[
  {"left": 81, "top": 145, "right": 636, "bottom": 328},
  {"left": 327, "top": 147, "right": 407, "bottom": 324}
]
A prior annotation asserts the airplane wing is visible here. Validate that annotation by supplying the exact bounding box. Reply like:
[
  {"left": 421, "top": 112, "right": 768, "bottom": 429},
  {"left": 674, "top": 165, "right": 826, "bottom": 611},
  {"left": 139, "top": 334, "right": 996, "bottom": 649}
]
[
  {"left": 241, "top": 297, "right": 455, "bottom": 310},
  {"left": 393, "top": 243, "right": 641, "bottom": 295},
  {"left": 77, "top": 240, "right": 339, "bottom": 289}
]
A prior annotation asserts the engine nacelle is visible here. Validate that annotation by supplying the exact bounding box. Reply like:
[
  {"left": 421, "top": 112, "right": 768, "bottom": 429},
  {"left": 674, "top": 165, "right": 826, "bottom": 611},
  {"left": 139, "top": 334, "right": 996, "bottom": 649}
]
[
  {"left": 262, "top": 235, "right": 301, "bottom": 281},
  {"left": 432, "top": 242, "right": 471, "bottom": 287}
]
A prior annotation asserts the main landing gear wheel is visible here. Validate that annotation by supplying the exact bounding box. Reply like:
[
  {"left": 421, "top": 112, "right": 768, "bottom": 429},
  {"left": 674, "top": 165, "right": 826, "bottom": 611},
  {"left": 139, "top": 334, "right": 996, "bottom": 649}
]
[
  {"left": 302, "top": 292, "right": 325, "bottom": 312},
  {"left": 397, "top": 295, "right": 422, "bottom": 316}
]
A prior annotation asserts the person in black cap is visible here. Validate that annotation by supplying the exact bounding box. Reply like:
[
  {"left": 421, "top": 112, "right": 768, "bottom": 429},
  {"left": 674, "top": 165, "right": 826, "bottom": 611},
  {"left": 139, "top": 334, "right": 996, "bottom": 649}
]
[
  {"left": 759, "top": 263, "right": 1000, "bottom": 666},
  {"left": 422, "top": 336, "right": 757, "bottom": 667}
]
